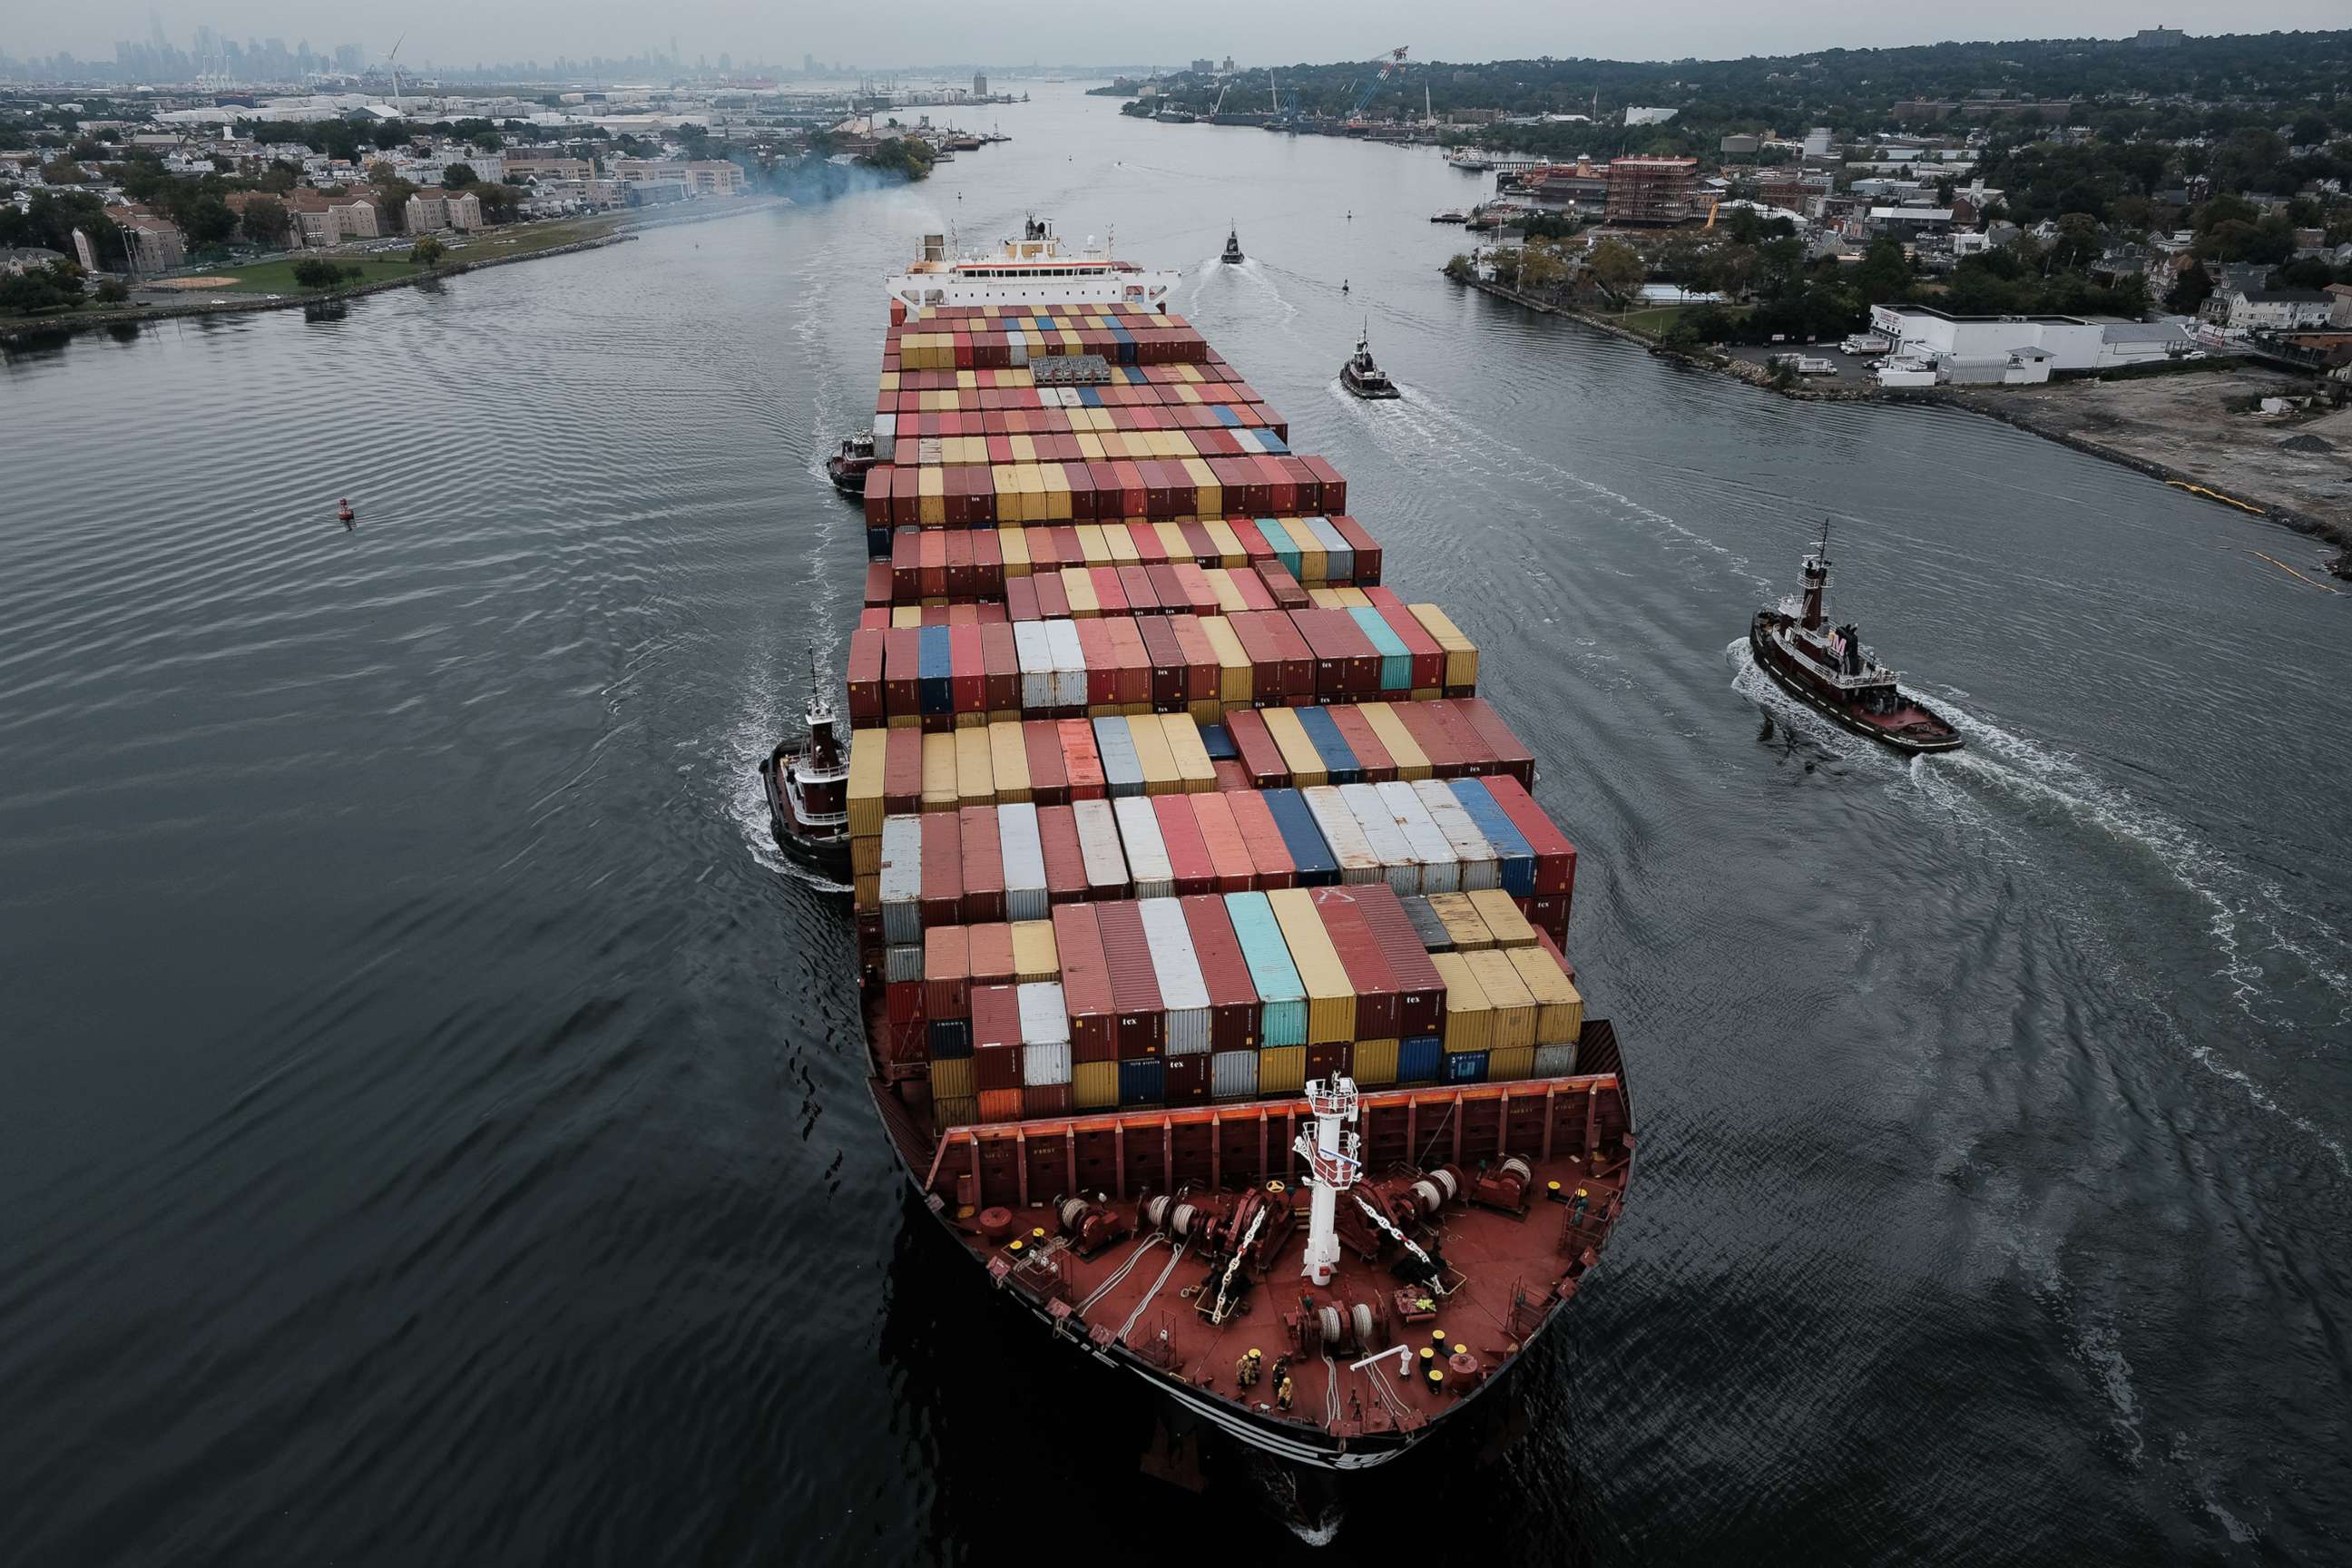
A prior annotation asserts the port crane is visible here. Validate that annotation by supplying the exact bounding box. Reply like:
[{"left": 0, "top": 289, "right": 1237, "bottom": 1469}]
[{"left": 1344, "top": 46, "right": 1409, "bottom": 129}]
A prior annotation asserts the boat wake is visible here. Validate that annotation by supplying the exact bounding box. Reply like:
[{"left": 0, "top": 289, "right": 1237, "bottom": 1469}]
[{"left": 1724, "top": 636, "right": 2352, "bottom": 1175}]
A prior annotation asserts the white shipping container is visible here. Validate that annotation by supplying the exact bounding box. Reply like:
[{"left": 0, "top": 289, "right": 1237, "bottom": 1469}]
[
  {"left": 1014, "top": 621, "right": 1054, "bottom": 712},
  {"left": 1413, "top": 779, "right": 1500, "bottom": 892},
  {"left": 1072, "top": 798, "right": 1129, "bottom": 897},
  {"left": 1137, "top": 897, "right": 1211, "bottom": 1054},
  {"left": 1376, "top": 781, "right": 1459, "bottom": 894},
  {"left": 1302, "top": 785, "right": 1383, "bottom": 886},
  {"left": 1210, "top": 1049, "right": 1259, "bottom": 1098},
  {"left": 997, "top": 802, "right": 1049, "bottom": 922},
  {"left": 872, "top": 413, "right": 897, "bottom": 463},
  {"left": 1534, "top": 1042, "right": 1579, "bottom": 1078},
  {"left": 884, "top": 944, "right": 923, "bottom": 985},
  {"left": 1338, "top": 781, "right": 1420, "bottom": 895},
  {"left": 1113, "top": 796, "right": 1175, "bottom": 899},
  {"left": 1017, "top": 981, "right": 1070, "bottom": 1044},
  {"left": 878, "top": 815, "right": 925, "bottom": 946},
  {"left": 1302, "top": 516, "right": 1353, "bottom": 582},
  {"left": 1045, "top": 619, "right": 1088, "bottom": 710},
  {"left": 1023, "top": 1040, "right": 1073, "bottom": 1085}
]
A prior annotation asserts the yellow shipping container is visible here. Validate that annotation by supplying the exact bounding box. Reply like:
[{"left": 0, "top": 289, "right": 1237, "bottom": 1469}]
[
  {"left": 877, "top": 371, "right": 900, "bottom": 395},
  {"left": 1200, "top": 616, "right": 1252, "bottom": 702},
  {"left": 993, "top": 465, "right": 1020, "bottom": 524},
  {"left": 1261, "top": 706, "right": 1328, "bottom": 788},
  {"left": 851, "top": 834, "right": 883, "bottom": 877},
  {"left": 1487, "top": 1045, "right": 1535, "bottom": 1083},
  {"left": 1203, "top": 568, "right": 1250, "bottom": 616},
  {"left": 1076, "top": 431, "right": 1107, "bottom": 462},
  {"left": 1308, "top": 587, "right": 1348, "bottom": 610},
  {"left": 1042, "top": 463, "right": 1073, "bottom": 522},
  {"left": 1153, "top": 521, "right": 1193, "bottom": 562},
  {"left": 997, "top": 524, "right": 1031, "bottom": 576},
  {"left": 1466, "top": 888, "right": 1539, "bottom": 948},
  {"left": 929, "top": 1057, "right": 976, "bottom": 1102},
  {"left": 988, "top": 721, "right": 1031, "bottom": 802},
  {"left": 1428, "top": 892, "right": 1495, "bottom": 951},
  {"left": 936, "top": 1095, "right": 980, "bottom": 1129},
  {"left": 1353, "top": 1037, "right": 1400, "bottom": 1087},
  {"left": 1463, "top": 949, "right": 1537, "bottom": 1052},
  {"left": 1202, "top": 518, "right": 1246, "bottom": 567},
  {"left": 1015, "top": 466, "right": 1046, "bottom": 521},
  {"left": 853, "top": 873, "right": 879, "bottom": 912},
  {"left": 1505, "top": 946, "right": 1585, "bottom": 1044},
  {"left": 1012, "top": 919, "right": 1060, "bottom": 984},
  {"left": 1182, "top": 457, "right": 1220, "bottom": 517},
  {"left": 1328, "top": 586, "right": 1371, "bottom": 609},
  {"left": 954, "top": 726, "right": 994, "bottom": 808},
  {"left": 921, "top": 731, "right": 958, "bottom": 811},
  {"left": 1062, "top": 566, "right": 1101, "bottom": 618},
  {"left": 1103, "top": 523, "right": 1140, "bottom": 565},
  {"left": 886, "top": 713, "right": 920, "bottom": 730},
  {"left": 1268, "top": 887, "right": 1357, "bottom": 1044},
  {"left": 1073, "top": 523, "right": 1109, "bottom": 564},
  {"left": 1127, "top": 711, "right": 1180, "bottom": 796},
  {"left": 1408, "top": 603, "right": 1480, "bottom": 689},
  {"left": 917, "top": 465, "right": 946, "bottom": 527},
  {"left": 956, "top": 368, "right": 977, "bottom": 391},
  {"left": 1429, "top": 952, "right": 1494, "bottom": 1054},
  {"left": 1276, "top": 517, "right": 1328, "bottom": 583},
  {"left": 1258, "top": 1044, "right": 1308, "bottom": 1095},
  {"left": 1073, "top": 1060, "right": 1119, "bottom": 1111},
  {"left": 1161, "top": 714, "right": 1218, "bottom": 791},
  {"left": 847, "top": 731, "right": 887, "bottom": 837},
  {"left": 1009, "top": 433, "right": 1037, "bottom": 464}
]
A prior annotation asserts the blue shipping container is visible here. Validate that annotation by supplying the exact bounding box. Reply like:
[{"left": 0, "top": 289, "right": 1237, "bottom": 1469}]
[
  {"left": 1198, "top": 722, "right": 1237, "bottom": 761},
  {"left": 1443, "top": 1049, "right": 1489, "bottom": 1085},
  {"left": 1222, "top": 892, "right": 1308, "bottom": 1047},
  {"left": 1092, "top": 716, "right": 1145, "bottom": 798},
  {"left": 1262, "top": 789, "right": 1339, "bottom": 887},
  {"left": 1446, "top": 779, "right": 1537, "bottom": 897},
  {"left": 1398, "top": 1035, "right": 1445, "bottom": 1083},
  {"left": 1259, "top": 518, "right": 1302, "bottom": 580},
  {"left": 1211, "top": 405, "right": 1240, "bottom": 427},
  {"left": 927, "top": 1019, "right": 972, "bottom": 1059},
  {"left": 1347, "top": 606, "right": 1415, "bottom": 692},
  {"left": 1119, "top": 1057, "right": 1165, "bottom": 1106},
  {"left": 917, "top": 625, "right": 953, "bottom": 716},
  {"left": 1293, "top": 706, "right": 1363, "bottom": 785}
]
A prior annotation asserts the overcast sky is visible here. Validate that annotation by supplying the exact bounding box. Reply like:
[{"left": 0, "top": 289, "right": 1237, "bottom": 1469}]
[{"left": 18, "top": 0, "right": 2347, "bottom": 69}]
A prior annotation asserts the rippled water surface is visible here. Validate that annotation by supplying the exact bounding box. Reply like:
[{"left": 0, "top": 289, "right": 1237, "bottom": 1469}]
[{"left": 5, "top": 86, "right": 2349, "bottom": 1564}]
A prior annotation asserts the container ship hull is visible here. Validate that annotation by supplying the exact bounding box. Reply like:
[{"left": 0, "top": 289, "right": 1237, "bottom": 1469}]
[{"left": 822, "top": 221, "right": 1636, "bottom": 1475}]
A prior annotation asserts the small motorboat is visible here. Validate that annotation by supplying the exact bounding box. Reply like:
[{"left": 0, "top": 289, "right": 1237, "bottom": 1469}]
[
  {"left": 758, "top": 654, "right": 855, "bottom": 879},
  {"left": 1339, "top": 327, "right": 1400, "bottom": 400},
  {"left": 336, "top": 497, "right": 355, "bottom": 524},
  {"left": 1220, "top": 226, "right": 1244, "bottom": 264},
  {"left": 827, "top": 430, "right": 878, "bottom": 496},
  {"left": 1748, "top": 521, "right": 1961, "bottom": 754}
]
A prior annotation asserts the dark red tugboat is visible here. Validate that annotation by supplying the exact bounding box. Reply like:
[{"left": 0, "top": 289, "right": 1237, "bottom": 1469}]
[
  {"left": 759, "top": 657, "right": 853, "bottom": 878},
  {"left": 827, "top": 430, "right": 878, "bottom": 496},
  {"left": 1749, "top": 522, "right": 1962, "bottom": 754}
]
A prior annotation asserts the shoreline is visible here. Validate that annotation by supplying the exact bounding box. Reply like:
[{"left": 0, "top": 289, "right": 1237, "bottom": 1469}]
[
  {"left": 0, "top": 195, "right": 789, "bottom": 347},
  {"left": 1458, "top": 274, "right": 2350, "bottom": 573}
]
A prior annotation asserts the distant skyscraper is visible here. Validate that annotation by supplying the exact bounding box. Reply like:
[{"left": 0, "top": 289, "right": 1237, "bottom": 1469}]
[
  {"left": 805, "top": 53, "right": 816, "bottom": 75},
  {"left": 973, "top": 73, "right": 987, "bottom": 99}
]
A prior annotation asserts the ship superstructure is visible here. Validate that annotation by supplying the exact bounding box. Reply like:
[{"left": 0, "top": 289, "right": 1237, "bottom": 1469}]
[{"left": 886, "top": 217, "right": 1181, "bottom": 313}]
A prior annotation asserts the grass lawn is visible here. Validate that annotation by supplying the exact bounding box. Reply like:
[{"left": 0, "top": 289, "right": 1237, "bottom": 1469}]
[
  {"left": 208, "top": 216, "right": 628, "bottom": 294},
  {"left": 211, "top": 254, "right": 428, "bottom": 293},
  {"left": 1616, "top": 303, "right": 1750, "bottom": 338}
]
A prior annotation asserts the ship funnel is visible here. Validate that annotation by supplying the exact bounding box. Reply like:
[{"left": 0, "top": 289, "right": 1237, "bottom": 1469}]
[{"left": 920, "top": 232, "right": 945, "bottom": 262}]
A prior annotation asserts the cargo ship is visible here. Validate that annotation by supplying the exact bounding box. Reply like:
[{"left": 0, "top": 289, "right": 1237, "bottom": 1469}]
[
  {"left": 1750, "top": 523, "right": 1961, "bottom": 755},
  {"left": 826, "top": 223, "right": 1634, "bottom": 1472}
]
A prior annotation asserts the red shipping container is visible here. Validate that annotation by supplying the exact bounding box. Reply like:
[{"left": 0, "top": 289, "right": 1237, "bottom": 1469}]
[
  {"left": 1393, "top": 700, "right": 1461, "bottom": 774},
  {"left": 948, "top": 623, "right": 985, "bottom": 717},
  {"left": 1105, "top": 618, "right": 1152, "bottom": 707},
  {"left": 1282, "top": 456, "right": 1323, "bottom": 513},
  {"left": 981, "top": 622, "right": 1020, "bottom": 713},
  {"left": 884, "top": 627, "right": 921, "bottom": 719},
  {"left": 1037, "top": 804, "right": 1088, "bottom": 904},
  {"left": 1178, "top": 893, "right": 1260, "bottom": 1052},
  {"left": 917, "top": 530, "right": 947, "bottom": 598},
  {"left": 1259, "top": 456, "right": 1298, "bottom": 514},
  {"left": 1329, "top": 515, "right": 1378, "bottom": 583},
  {"left": 1223, "top": 707, "right": 1289, "bottom": 789},
  {"left": 924, "top": 924, "right": 969, "bottom": 1019},
  {"left": 1117, "top": 564, "right": 1160, "bottom": 615},
  {"left": 863, "top": 465, "right": 895, "bottom": 529},
  {"left": 1033, "top": 571, "right": 1072, "bottom": 621},
  {"left": 1053, "top": 902, "right": 1116, "bottom": 1063},
  {"left": 1259, "top": 611, "right": 1318, "bottom": 703},
  {"left": 1024, "top": 720, "right": 1070, "bottom": 807},
  {"left": 1113, "top": 461, "right": 1148, "bottom": 518},
  {"left": 1372, "top": 601, "right": 1446, "bottom": 691},
  {"left": 1188, "top": 792, "right": 1256, "bottom": 894},
  {"left": 1306, "top": 459, "right": 1349, "bottom": 521},
  {"left": 1091, "top": 564, "right": 1129, "bottom": 618},
  {"left": 1023, "top": 1083, "right": 1074, "bottom": 1119},
  {"left": 1483, "top": 777, "right": 1579, "bottom": 907},
  {"left": 970, "top": 982, "right": 1020, "bottom": 1050},
  {"left": 1308, "top": 887, "right": 1402, "bottom": 1039},
  {"left": 846, "top": 628, "right": 886, "bottom": 722},
  {"left": 1225, "top": 612, "right": 1282, "bottom": 701},
  {"left": 1058, "top": 718, "right": 1105, "bottom": 799},
  {"left": 1289, "top": 608, "right": 1377, "bottom": 701},
  {"left": 1126, "top": 522, "right": 1169, "bottom": 566},
  {"left": 1004, "top": 575, "right": 1039, "bottom": 622},
  {"left": 919, "top": 811, "right": 964, "bottom": 929},
  {"left": 975, "top": 1043, "right": 1023, "bottom": 1093},
  {"left": 1178, "top": 521, "right": 1219, "bottom": 564},
  {"left": 1163, "top": 1053, "right": 1211, "bottom": 1104},
  {"left": 1093, "top": 900, "right": 1167, "bottom": 1057},
  {"left": 1425, "top": 701, "right": 1495, "bottom": 776},
  {"left": 943, "top": 529, "right": 975, "bottom": 598},
  {"left": 1142, "top": 563, "right": 1187, "bottom": 614},
  {"left": 1066, "top": 619, "right": 1110, "bottom": 709},
  {"left": 973, "top": 528, "right": 1004, "bottom": 596},
  {"left": 1167, "top": 614, "right": 1219, "bottom": 701},
  {"left": 863, "top": 560, "right": 893, "bottom": 609},
  {"left": 857, "top": 607, "right": 890, "bottom": 632},
  {"left": 1254, "top": 559, "right": 1308, "bottom": 610},
  {"left": 1524, "top": 894, "right": 1570, "bottom": 949},
  {"left": 1305, "top": 1041, "right": 1352, "bottom": 1084},
  {"left": 967, "top": 921, "right": 1015, "bottom": 985},
  {"left": 1452, "top": 698, "right": 1536, "bottom": 787},
  {"left": 883, "top": 727, "right": 924, "bottom": 815},
  {"left": 1152, "top": 794, "right": 1216, "bottom": 895},
  {"left": 886, "top": 978, "right": 926, "bottom": 1027},
  {"left": 1137, "top": 615, "right": 1186, "bottom": 710},
  {"left": 1354, "top": 887, "right": 1446, "bottom": 1040},
  {"left": 958, "top": 804, "right": 1006, "bottom": 922},
  {"left": 1226, "top": 789, "right": 1297, "bottom": 888}
]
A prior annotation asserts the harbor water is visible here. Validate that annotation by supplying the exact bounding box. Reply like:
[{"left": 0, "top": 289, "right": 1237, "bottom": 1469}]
[{"left": 4, "top": 84, "right": 2347, "bottom": 1563}]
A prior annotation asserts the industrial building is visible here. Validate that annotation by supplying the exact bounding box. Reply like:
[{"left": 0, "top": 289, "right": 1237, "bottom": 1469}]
[
  {"left": 1603, "top": 156, "right": 1698, "bottom": 226},
  {"left": 1867, "top": 305, "right": 2198, "bottom": 385}
]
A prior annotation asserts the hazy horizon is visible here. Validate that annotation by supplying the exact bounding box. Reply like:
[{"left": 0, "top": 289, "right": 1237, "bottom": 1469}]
[{"left": 7, "top": 1, "right": 2350, "bottom": 76}]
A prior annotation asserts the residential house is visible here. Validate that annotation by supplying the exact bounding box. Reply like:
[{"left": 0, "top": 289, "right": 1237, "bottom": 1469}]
[
  {"left": 2200, "top": 289, "right": 2336, "bottom": 332},
  {"left": 102, "top": 205, "right": 186, "bottom": 273},
  {"left": 2327, "top": 284, "right": 2352, "bottom": 328},
  {"left": 0, "top": 245, "right": 73, "bottom": 275},
  {"left": 404, "top": 189, "right": 484, "bottom": 232}
]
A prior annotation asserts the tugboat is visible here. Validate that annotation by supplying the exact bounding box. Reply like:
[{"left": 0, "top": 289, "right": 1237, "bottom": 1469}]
[
  {"left": 1749, "top": 522, "right": 1962, "bottom": 754},
  {"left": 1220, "top": 225, "right": 1244, "bottom": 264},
  {"left": 757, "top": 654, "right": 855, "bottom": 878},
  {"left": 826, "top": 430, "right": 878, "bottom": 496},
  {"left": 1339, "top": 325, "right": 1400, "bottom": 399}
]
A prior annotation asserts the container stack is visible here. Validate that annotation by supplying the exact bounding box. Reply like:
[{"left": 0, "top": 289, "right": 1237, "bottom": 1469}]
[{"left": 848, "top": 297, "right": 1596, "bottom": 1130}]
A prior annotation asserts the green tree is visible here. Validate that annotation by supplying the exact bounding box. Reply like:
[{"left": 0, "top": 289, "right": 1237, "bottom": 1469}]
[
  {"left": 2109, "top": 272, "right": 2151, "bottom": 318},
  {"left": 1586, "top": 239, "right": 1644, "bottom": 302},
  {"left": 0, "top": 259, "right": 84, "bottom": 314},
  {"left": 1519, "top": 241, "right": 1569, "bottom": 291},
  {"left": 409, "top": 235, "right": 447, "bottom": 266},
  {"left": 94, "top": 277, "right": 129, "bottom": 304},
  {"left": 39, "top": 157, "right": 86, "bottom": 184},
  {"left": 441, "top": 162, "right": 478, "bottom": 189},
  {"left": 1443, "top": 253, "right": 1475, "bottom": 283},
  {"left": 469, "top": 181, "right": 520, "bottom": 223},
  {"left": 290, "top": 256, "right": 348, "bottom": 288},
  {"left": 2165, "top": 265, "right": 2213, "bottom": 315},
  {"left": 1855, "top": 236, "right": 1911, "bottom": 305},
  {"left": 239, "top": 196, "right": 291, "bottom": 248},
  {"left": 180, "top": 194, "right": 236, "bottom": 247}
]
